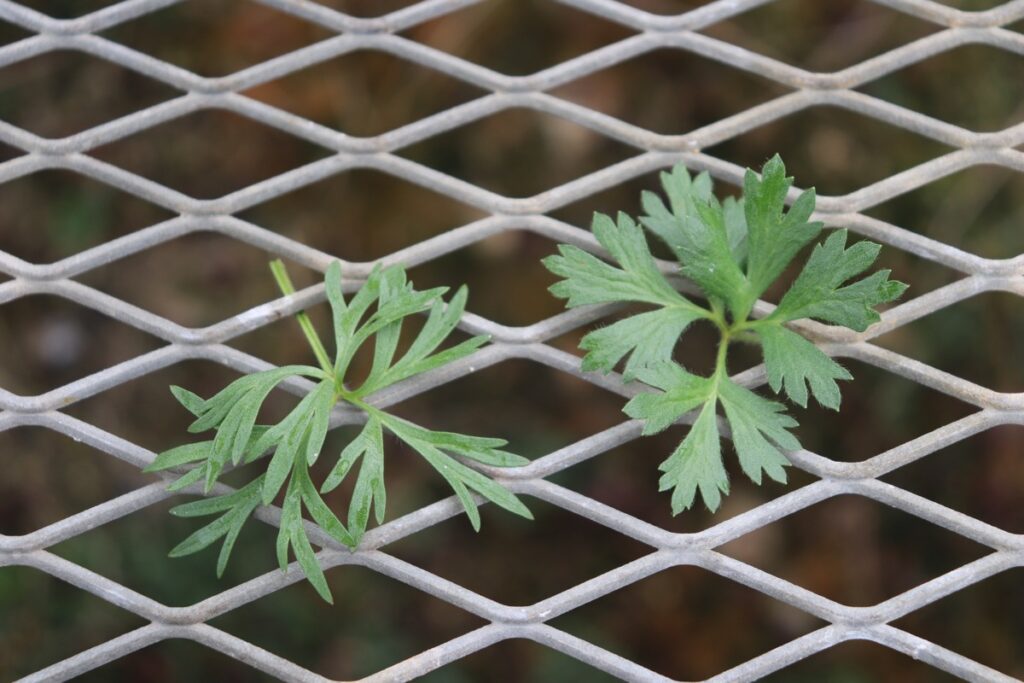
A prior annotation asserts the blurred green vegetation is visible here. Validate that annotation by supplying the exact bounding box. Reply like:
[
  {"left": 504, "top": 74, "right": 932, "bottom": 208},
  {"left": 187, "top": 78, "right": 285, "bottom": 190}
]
[{"left": 2, "top": 0, "right": 1024, "bottom": 680}]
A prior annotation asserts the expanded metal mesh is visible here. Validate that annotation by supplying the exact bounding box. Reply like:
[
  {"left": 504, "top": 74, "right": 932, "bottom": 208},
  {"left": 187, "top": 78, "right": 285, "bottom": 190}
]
[{"left": 1, "top": 0, "right": 1023, "bottom": 680}]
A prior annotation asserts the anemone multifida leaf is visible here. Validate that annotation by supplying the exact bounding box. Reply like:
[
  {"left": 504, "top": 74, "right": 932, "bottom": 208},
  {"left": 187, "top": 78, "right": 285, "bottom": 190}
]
[{"left": 544, "top": 155, "right": 906, "bottom": 514}]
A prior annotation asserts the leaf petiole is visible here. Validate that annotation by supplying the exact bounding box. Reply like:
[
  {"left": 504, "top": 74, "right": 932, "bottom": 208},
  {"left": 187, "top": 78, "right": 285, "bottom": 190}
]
[{"left": 270, "top": 259, "right": 335, "bottom": 377}]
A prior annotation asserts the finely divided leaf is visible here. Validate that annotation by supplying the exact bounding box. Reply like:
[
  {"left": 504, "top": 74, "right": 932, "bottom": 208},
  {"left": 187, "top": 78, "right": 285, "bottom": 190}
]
[
  {"left": 320, "top": 417, "right": 386, "bottom": 547},
  {"left": 758, "top": 325, "right": 851, "bottom": 409},
  {"left": 160, "top": 259, "right": 526, "bottom": 602},
  {"left": 384, "top": 415, "right": 532, "bottom": 529},
  {"left": 167, "top": 476, "right": 263, "bottom": 577},
  {"left": 356, "top": 285, "right": 487, "bottom": 397},
  {"left": 770, "top": 229, "right": 908, "bottom": 332}
]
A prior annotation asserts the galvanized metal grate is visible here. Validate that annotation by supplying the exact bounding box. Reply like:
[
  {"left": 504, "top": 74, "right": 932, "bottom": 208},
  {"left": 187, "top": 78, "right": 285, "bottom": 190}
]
[{"left": 1, "top": 0, "right": 1024, "bottom": 680}]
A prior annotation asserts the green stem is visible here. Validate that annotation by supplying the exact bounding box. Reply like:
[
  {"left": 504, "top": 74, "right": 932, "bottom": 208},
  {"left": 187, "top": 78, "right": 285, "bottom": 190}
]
[
  {"left": 714, "top": 331, "right": 730, "bottom": 380},
  {"left": 269, "top": 259, "right": 334, "bottom": 377}
]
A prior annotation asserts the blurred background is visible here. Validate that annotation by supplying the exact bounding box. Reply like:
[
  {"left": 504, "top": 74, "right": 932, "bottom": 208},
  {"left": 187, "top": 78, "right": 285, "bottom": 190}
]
[{"left": 1, "top": 0, "right": 1023, "bottom": 681}]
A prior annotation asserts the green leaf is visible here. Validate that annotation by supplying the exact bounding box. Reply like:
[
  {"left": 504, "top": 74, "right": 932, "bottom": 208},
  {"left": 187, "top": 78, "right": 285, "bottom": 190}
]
[
  {"left": 276, "top": 484, "right": 300, "bottom": 571},
  {"left": 305, "top": 381, "right": 336, "bottom": 466},
  {"left": 718, "top": 378, "right": 798, "bottom": 486},
  {"left": 770, "top": 229, "right": 908, "bottom": 332},
  {"left": 165, "top": 466, "right": 206, "bottom": 493},
  {"left": 297, "top": 460, "right": 354, "bottom": 548},
  {"left": 580, "top": 307, "right": 702, "bottom": 379},
  {"left": 326, "top": 261, "right": 380, "bottom": 372},
  {"left": 166, "top": 477, "right": 262, "bottom": 571},
  {"left": 380, "top": 415, "right": 527, "bottom": 468},
  {"left": 290, "top": 520, "right": 333, "bottom": 604},
  {"left": 161, "top": 259, "right": 529, "bottom": 602},
  {"left": 640, "top": 165, "right": 751, "bottom": 317},
  {"left": 623, "top": 362, "right": 715, "bottom": 435},
  {"left": 145, "top": 441, "right": 211, "bottom": 473},
  {"left": 657, "top": 401, "right": 727, "bottom": 514},
  {"left": 758, "top": 324, "right": 851, "bottom": 409},
  {"left": 742, "top": 155, "right": 823, "bottom": 308},
  {"left": 262, "top": 411, "right": 312, "bottom": 505},
  {"left": 321, "top": 417, "right": 382, "bottom": 493},
  {"left": 260, "top": 381, "right": 331, "bottom": 504},
  {"left": 354, "top": 284, "right": 487, "bottom": 397},
  {"left": 388, "top": 420, "right": 532, "bottom": 530},
  {"left": 544, "top": 211, "right": 700, "bottom": 310},
  {"left": 170, "top": 385, "right": 206, "bottom": 417}
]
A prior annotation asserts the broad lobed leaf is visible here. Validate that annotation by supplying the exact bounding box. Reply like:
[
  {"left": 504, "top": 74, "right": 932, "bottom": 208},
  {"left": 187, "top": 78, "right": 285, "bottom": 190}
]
[
  {"left": 159, "top": 260, "right": 525, "bottom": 601},
  {"left": 770, "top": 228, "right": 908, "bottom": 332},
  {"left": 742, "top": 155, "right": 823, "bottom": 310},
  {"left": 640, "top": 166, "right": 750, "bottom": 318},
  {"left": 544, "top": 212, "right": 699, "bottom": 309},
  {"left": 757, "top": 325, "right": 852, "bottom": 410},
  {"left": 627, "top": 361, "right": 799, "bottom": 513}
]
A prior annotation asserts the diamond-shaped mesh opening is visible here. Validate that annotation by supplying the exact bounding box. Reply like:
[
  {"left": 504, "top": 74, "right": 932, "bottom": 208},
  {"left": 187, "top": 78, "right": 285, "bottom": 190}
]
[
  {"left": 860, "top": 45, "right": 1024, "bottom": 132},
  {"left": 873, "top": 292, "right": 1024, "bottom": 392},
  {"left": 397, "top": 108, "right": 639, "bottom": 197},
  {"left": 550, "top": 565, "right": 826, "bottom": 680},
  {"left": 210, "top": 566, "right": 488, "bottom": 679},
  {"left": 424, "top": 639, "right": 620, "bottom": 681},
  {"left": 63, "top": 360, "right": 298, "bottom": 452},
  {"left": 893, "top": 567, "right": 1024, "bottom": 679},
  {"left": 0, "top": 294, "right": 163, "bottom": 396},
  {"left": 933, "top": 0, "right": 1012, "bottom": 10},
  {"left": 549, "top": 424, "right": 820, "bottom": 533},
  {"left": 552, "top": 49, "right": 791, "bottom": 134},
  {"left": 783, "top": 359, "right": 976, "bottom": 462},
  {"left": 883, "top": 425, "right": 1024, "bottom": 533},
  {"left": 0, "top": 170, "right": 173, "bottom": 264},
  {"left": 614, "top": 0, "right": 713, "bottom": 13},
  {"left": 313, "top": 0, "right": 422, "bottom": 16},
  {"left": 723, "top": 494, "right": 992, "bottom": 606},
  {"left": 0, "top": 426, "right": 149, "bottom": 535},
  {"left": 76, "top": 233, "right": 314, "bottom": 328},
  {"left": 387, "top": 496, "right": 653, "bottom": 604},
  {"left": 76, "top": 639, "right": 279, "bottom": 682},
  {"left": 390, "top": 359, "right": 628, "bottom": 459},
  {"left": 51, "top": 496, "right": 284, "bottom": 606},
  {"left": 408, "top": 231, "right": 565, "bottom": 326},
  {"left": 864, "top": 165, "right": 1024, "bottom": 260},
  {"left": 707, "top": 106, "right": 955, "bottom": 196},
  {"left": 0, "top": 21, "right": 30, "bottom": 47},
  {"left": 762, "top": 639, "right": 964, "bottom": 681},
  {"left": 404, "top": 0, "right": 634, "bottom": 75},
  {"left": 10, "top": 0, "right": 121, "bottom": 17},
  {"left": 0, "top": 566, "right": 146, "bottom": 680},
  {"left": 102, "top": 0, "right": 332, "bottom": 77},
  {"left": 89, "top": 110, "right": 332, "bottom": 199},
  {"left": 0, "top": 51, "right": 180, "bottom": 138},
  {"left": 243, "top": 51, "right": 486, "bottom": 137},
  {"left": 240, "top": 169, "right": 486, "bottom": 262},
  {"left": 702, "top": 0, "right": 939, "bottom": 71}
]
